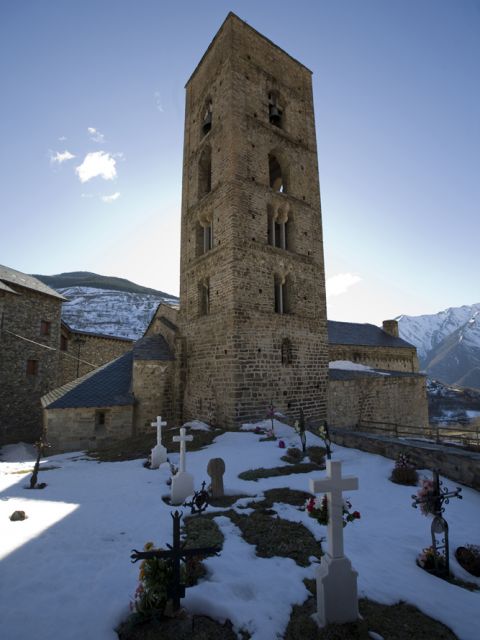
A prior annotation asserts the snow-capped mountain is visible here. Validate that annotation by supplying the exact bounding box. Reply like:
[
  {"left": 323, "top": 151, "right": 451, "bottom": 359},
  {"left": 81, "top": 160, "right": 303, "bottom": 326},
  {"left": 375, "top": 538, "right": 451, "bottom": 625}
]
[
  {"left": 398, "top": 303, "right": 480, "bottom": 389},
  {"left": 34, "top": 272, "right": 179, "bottom": 340},
  {"left": 58, "top": 286, "right": 178, "bottom": 339}
]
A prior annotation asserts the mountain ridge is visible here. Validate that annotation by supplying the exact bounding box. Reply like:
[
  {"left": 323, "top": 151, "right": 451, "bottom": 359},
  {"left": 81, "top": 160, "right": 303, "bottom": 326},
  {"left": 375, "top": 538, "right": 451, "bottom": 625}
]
[
  {"left": 398, "top": 303, "right": 480, "bottom": 390},
  {"left": 33, "top": 271, "right": 175, "bottom": 298},
  {"left": 33, "top": 272, "right": 179, "bottom": 340}
]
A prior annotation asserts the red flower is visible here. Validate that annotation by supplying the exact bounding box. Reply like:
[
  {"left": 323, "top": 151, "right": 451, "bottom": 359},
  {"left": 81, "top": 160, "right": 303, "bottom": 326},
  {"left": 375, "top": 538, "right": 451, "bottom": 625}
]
[
  {"left": 353, "top": 511, "right": 361, "bottom": 519},
  {"left": 306, "top": 498, "right": 315, "bottom": 513}
]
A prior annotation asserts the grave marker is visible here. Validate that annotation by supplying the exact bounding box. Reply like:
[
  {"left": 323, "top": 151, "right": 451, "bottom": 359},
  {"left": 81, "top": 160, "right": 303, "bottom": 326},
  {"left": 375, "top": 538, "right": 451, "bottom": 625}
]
[
  {"left": 130, "top": 510, "right": 220, "bottom": 613},
  {"left": 171, "top": 428, "right": 194, "bottom": 504},
  {"left": 309, "top": 459, "right": 359, "bottom": 626},
  {"left": 207, "top": 458, "right": 225, "bottom": 497},
  {"left": 412, "top": 469, "right": 462, "bottom": 576},
  {"left": 150, "top": 416, "right": 168, "bottom": 469}
]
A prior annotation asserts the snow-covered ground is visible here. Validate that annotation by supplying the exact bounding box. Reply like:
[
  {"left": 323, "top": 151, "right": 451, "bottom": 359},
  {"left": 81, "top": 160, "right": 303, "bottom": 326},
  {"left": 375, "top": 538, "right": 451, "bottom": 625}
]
[{"left": 1, "top": 423, "right": 480, "bottom": 640}]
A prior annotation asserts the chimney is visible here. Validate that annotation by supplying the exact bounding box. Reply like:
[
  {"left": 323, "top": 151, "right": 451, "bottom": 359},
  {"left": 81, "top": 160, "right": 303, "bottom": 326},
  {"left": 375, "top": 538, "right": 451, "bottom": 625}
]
[{"left": 382, "top": 319, "right": 399, "bottom": 338}]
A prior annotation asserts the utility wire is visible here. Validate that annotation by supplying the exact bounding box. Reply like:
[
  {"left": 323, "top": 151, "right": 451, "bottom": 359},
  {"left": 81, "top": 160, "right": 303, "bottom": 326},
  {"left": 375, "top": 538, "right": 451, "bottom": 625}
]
[{"left": 4, "top": 329, "right": 99, "bottom": 369}]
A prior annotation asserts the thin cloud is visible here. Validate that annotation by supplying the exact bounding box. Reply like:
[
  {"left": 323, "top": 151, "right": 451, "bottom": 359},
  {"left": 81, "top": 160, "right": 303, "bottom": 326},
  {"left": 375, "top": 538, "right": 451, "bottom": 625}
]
[
  {"left": 87, "top": 127, "right": 105, "bottom": 143},
  {"left": 154, "top": 91, "right": 164, "bottom": 113},
  {"left": 75, "top": 151, "right": 117, "bottom": 183},
  {"left": 50, "top": 150, "right": 75, "bottom": 164},
  {"left": 101, "top": 192, "right": 121, "bottom": 203},
  {"left": 58, "top": 136, "right": 67, "bottom": 141},
  {"left": 326, "top": 273, "right": 362, "bottom": 298}
]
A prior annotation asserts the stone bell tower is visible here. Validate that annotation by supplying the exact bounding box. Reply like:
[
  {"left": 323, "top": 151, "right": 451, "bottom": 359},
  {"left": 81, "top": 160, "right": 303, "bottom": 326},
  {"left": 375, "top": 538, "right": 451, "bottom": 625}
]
[{"left": 178, "top": 13, "right": 329, "bottom": 428}]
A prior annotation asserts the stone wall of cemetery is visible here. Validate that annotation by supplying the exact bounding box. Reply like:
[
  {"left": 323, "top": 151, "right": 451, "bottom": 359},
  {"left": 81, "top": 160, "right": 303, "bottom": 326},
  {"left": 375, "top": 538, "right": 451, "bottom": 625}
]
[
  {"left": 45, "top": 405, "right": 134, "bottom": 453},
  {"left": 328, "top": 373, "right": 428, "bottom": 431},
  {"left": 59, "top": 331, "right": 133, "bottom": 385},
  {"left": 329, "top": 344, "right": 419, "bottom": 373},
  {"left": 0, "top": 286, "right": 62, "bottom": 445},
  {"left": 178, "top": 13, "right": 329, "bottom": 429},
  {"left": 133, "top": 360, "right": 174, "bottom": 433},
  {"left": 332, "top": 429, "right": 480, "bottom": 491}
]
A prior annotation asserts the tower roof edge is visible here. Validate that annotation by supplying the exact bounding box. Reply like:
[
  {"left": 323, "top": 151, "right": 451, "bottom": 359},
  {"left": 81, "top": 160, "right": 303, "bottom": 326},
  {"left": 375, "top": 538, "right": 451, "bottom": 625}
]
[{"left": 185, "top": 12, "right": 312, "bottom": 88}]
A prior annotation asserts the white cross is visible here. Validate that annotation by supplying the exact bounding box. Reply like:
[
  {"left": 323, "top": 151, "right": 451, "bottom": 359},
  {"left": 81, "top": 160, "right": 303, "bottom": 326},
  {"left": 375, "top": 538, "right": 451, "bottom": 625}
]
[
  {"left": 172, "top": 427, "right": 193, "bottom": 473},
  {"left": 310, "top": 460, "right": 358, "bottom": 559},
  {"left": 151, "top": 415, "right": 167, "bottom": 447}
]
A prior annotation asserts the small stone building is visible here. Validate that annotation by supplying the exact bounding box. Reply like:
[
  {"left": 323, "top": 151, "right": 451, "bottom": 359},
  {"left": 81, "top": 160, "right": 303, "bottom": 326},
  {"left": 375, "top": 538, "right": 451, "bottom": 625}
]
[
  {"left": 327, "top": 320, "right": 428, "bottom": 430},
  {"left": 42, "top": 333, "right": 174, "bottom": 452},
  {"left": 41, "top": 14, "right": 429, "bottom": 451},
  {"left": 0, "top": 264, "right": 65, "bottom": 444}
]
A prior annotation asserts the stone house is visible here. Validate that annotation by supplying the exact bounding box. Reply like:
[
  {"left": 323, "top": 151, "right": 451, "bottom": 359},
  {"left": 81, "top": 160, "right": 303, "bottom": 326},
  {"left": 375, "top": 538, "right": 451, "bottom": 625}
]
[
  {"left": 0, "top": 263, "right": 136, "bottom": 446},
  {"left": 42, "top": 14, "right": 428, "bottom": 451},
  {"left": 0, "top": 264, "right": 65, "bottom": 444},
  {"left": 59, "top": 321, "right": 134, "bottom": 385}
]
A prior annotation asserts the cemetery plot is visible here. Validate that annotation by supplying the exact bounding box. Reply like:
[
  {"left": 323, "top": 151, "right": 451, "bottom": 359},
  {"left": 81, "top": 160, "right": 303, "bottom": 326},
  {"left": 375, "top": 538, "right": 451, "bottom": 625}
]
[{"left": 1, "top": 423, "right": 479, "bottom": 640}]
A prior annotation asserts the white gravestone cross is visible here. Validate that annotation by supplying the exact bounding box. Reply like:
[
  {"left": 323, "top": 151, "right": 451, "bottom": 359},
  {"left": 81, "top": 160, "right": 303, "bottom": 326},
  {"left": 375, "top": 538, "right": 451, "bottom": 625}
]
[
  {"left": 309, "top": 459, "right": 359, "bottom": 627},
  {"left": 170, "top": 427, "right": 194, "bottom": 505},
  {"left": 150, "top": 416, "right": 168, "bottom": 469}
]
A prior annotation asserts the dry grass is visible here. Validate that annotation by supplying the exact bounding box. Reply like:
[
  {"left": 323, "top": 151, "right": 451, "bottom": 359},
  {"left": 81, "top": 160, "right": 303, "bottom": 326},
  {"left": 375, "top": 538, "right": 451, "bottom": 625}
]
[
  {"left": 238, "top": 462, "right": 321, "bottom": 481},
  {"left": 284, "top": 580, "right": 458, "bottom": 639},
  {"left": 89, "top": 428, "right": 223, "bottom": 462}
]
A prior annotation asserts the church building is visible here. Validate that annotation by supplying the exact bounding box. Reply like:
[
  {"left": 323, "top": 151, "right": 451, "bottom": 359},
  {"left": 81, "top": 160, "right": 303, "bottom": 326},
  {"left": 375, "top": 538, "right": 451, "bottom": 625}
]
[{"left": 42, "top": 14, "right": 428, "bottom": 452}]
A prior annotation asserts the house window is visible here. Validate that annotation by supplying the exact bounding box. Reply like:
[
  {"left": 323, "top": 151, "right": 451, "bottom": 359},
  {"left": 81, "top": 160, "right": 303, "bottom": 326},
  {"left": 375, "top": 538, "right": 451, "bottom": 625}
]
[
  {"left": 202, "top": 99, "right": 212, "bottom": 136},
  {"left": 26, "top": 359, "right": 38, "bottom": 375},
  {"left": 95, "top": 411, "right": 107, "bottom": 434},
  {"left": 40, "top": 320, "right": 51, "bottom": 336},
  {"left": 268, "top": 214, "right": 288, "bottom": 250},
  {"left": 199, "top": 279, "right": 210, "bottom": 316},
  {"left": 60, "top": 335, "right": 68, "bottom": 351},
  {"left": 274, "top": 275, "right": 290, "bottom": 314},
  {"left": 204, "top": 223, "right": 213, "bottom": 252},
  {"left": 196, "top": 213, "right": 213, "bottom": 256},
  {"left": 269, "top": 154, "right": 286, "bottom": 192},
  {"left": 198, "top": 145, "right": 212, "bottom": 199}
]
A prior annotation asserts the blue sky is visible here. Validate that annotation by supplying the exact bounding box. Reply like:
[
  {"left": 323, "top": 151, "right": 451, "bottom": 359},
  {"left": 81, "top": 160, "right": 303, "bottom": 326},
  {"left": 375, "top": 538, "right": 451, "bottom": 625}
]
[{"left": 1, "top": 0, "right": 479, "bottom": 324}]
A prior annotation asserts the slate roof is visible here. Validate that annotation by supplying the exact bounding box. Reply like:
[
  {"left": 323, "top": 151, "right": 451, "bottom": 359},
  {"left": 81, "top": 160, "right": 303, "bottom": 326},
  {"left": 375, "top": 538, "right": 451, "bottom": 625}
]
[
  {"left": 133, "top": 334, "right": 174, "bottom": 361},
  {"left": 0, "top": 280, "right": 18, "bottom": 294},
  {"left": 328, "top": 320, "right": 414, "bottom": 349},
  {"left": 0, "top": 264, "right": 66, "bottom": 301},
  {"left": 42, "top": 352, "right": 134, "bottom": 409}
]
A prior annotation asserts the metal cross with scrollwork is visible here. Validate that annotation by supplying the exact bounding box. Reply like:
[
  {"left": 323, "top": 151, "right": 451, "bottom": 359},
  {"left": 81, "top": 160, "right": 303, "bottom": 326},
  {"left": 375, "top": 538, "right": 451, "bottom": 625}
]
[
  {"left": 130, "top": 510, "right": 220, "bottom": 612},
  {"left": 319, "top": 420, "right": 332, "bottom": 460},
  {"left": 412, "top": 470, "right": 462, "bottom": 576},
  {"left": 184, "top": 481, "right": 210, "bottom": 515}
]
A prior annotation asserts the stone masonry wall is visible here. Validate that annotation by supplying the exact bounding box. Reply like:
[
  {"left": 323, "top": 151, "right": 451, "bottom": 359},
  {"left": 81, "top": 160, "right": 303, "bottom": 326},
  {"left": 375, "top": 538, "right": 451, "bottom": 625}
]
[
  {"left": 328, "top": 374, "right": 428, "bottom": 431},
  {"left": 45, "top": 405, "right": 134, "bottom": 453},
  {"left": 178, "top": 14, "right": 329, "bottom": 429},
  {"left": 332, "top": 429, "right": 480, "bottom": 491},
  {"left": 329, "top": 344, "right": 419, "bottom": 373},
  {"left": 59, "top": 331, "right": 133, "bottom": 385},
  {"left": 132, "top": 360, "right": 174, "bottom": 433},
  {"left": 0, "top": 286, "right": 62, "bottom": 444}
]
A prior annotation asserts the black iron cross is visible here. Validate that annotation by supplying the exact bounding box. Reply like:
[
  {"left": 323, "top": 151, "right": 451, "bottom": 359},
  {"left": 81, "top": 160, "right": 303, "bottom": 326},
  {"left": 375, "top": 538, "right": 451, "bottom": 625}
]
[
  {"left": 28, "top": 435, "right": 50, "bottom": 490},
  {"left": 184, "top": 481, "right": 210, "bottom": 515},
  {"left": 130, "top": 510, "right": 220, "bottom": 612},
  {"left": 412, "top": 470, "right": 462, "bottom": 576},
  {"left": 320, "top": 420, "right": 332, "bottom": 460}
]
